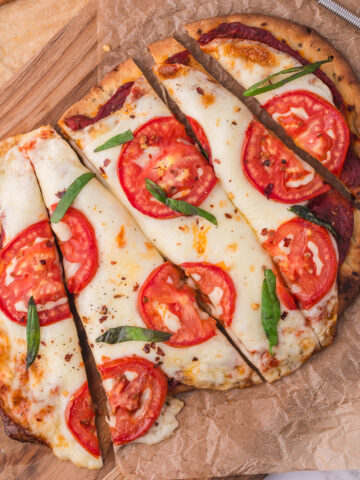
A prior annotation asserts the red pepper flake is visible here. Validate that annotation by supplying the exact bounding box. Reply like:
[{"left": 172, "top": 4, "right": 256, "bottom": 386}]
[
  {"left": 41, "top": 341, "right": 47, "bottom": 347},
  {"left": 156, "top": 346, "right": 165, "bottom": 357},
  {"left": 196, "top": 87, "right": 204, "bottom": 95},
  {"left": 133, "top": 283, "right": 139, "bottom": 292},
  {"left": 99, "top": 166, "right": 106, "bottom": 176},
  {"left": 264, "top": 183, "right": 274, "bottom": 199},
  {"left": 142, "top": 296, "right": 149, "bottom": 304},
  {"left": 100, "top": 305, "right": 108, "bottom": 314},
  {"left": 65, "top": 354, "right": 73, "bottom": 362},
  {"left": 46, "top": 240, "right": 53, "bottom": 248},
  {"left": 150, "top": 342, "right": 156, "bottom": 349},
  {"left": 55, "top": 189, "right": 66, "bottom": 199},
  {"left": 103, "top": 158, "right": 111, "bottom": 167},
  {"left": 260, "top": 228, "right": 268, "bottom": 236},
  {"left": 283, "top": 237, "right": 292, "bottom": 247},
  {"left": 213, "top": 158, "right": 221, "bottom": 164},
  {"left": 192, "top": 357, "right": 198, "bottom": 362},
  {"left": 99, "top": 316, "right": 108, "bottom": 323},
  {"left": 39, "top": 259, "right": 46, "bottom": 265},
  {"left": 281, "top": 311, "right": 288, "bottom": 320},
  {"left": 113, "top": 294, "right": 122, "bottom": 299},
  {"left": 224, "top": 213, "right": 232, "bottom": 219},
  {"left": 110, "top": 261, "right": 117, "bottom": 265},
  {"left": 143, "top": 344, "right": 150, "bottom": 353}
]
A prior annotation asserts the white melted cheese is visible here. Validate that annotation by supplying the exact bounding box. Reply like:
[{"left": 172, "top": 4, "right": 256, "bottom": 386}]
[
  {"left": 133, "top": 397, "right": 184, "bottom": 445},
  {"left": 0, "top": 140, "right": 102, "bottom": 470},
  {"left": 61, "top": 77, "right": 317, "bottom": 382}
]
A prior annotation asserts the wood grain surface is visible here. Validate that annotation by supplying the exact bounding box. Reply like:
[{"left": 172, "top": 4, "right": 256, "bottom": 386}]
[
  {"left": 0, "top": 0, "right": 97, "bottom": 141},
  {"left": 0, "top": 1, "right": 267, "bottom": 479}
]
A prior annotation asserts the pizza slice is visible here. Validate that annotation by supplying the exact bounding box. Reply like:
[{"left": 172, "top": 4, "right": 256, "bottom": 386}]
[
  {"left": 146, "top": 37, "right": 348, "bottom": 348},
  {"left": 185, "top": 15, "right": 360, "bottom": 311},
  {"left": 0, "top": 135, "right": 102, "bottom": 469},
  {"left": 58, "top": 60, "right": 317, "bottom": 383},
  {"left": 24, "top": 125, "right": 261, "bottom": 447}
]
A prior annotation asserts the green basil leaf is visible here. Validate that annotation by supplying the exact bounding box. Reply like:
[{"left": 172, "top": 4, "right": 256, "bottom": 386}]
[
  {"left": 96, "top": 326, "right": 172, "bottom": 344},
  {"left": 261, "top": 269, "right": 280, "bottom": 355},
  {"left": 243, "top": 59, "right": 332, "bottom": 97},
  {"left": 94, "top": 129, "right": 133, "bottom": 152},
  {"left": 289, "top": 205, "right": 338, "bottom": 237},
  {"left": 145, "top": 178, "right": 217, "bottom": 225},
  {"left": 50, "top": 172, "right": 95, "bottom": 224},
  {"left": 26, "top": 297, "right": 40, "bottom": 370}
]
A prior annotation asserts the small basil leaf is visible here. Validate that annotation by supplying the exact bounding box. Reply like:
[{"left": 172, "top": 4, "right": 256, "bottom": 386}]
[
  {"left": 26, "top": 297, "right": 40, "bottom": 370},
  {"left": 145, "top": 178, "right": 217, "bottom": 225},
  {"left": 261, "top": 269, "right": 280, "bottom": 355},
  {"left": 243, "top": 59, "right": 332, "bottom": 96},
  {"left": 94, "top": 129, "right": 133, "bottom": 152},
  {"left": 50, "top": 172, "right": 95, "bottom": 224},
  {"left": 289, "top": 205, "right": 338, "bottom": 237},
  {"left": 96, "top": 326, "right": 172, "bottom": 344}
]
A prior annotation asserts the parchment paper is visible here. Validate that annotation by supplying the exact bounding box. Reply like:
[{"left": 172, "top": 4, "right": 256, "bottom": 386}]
[
  {"left": 0, "top": 0, "right": 88, "bottom": 89},
  {"left": 97, "top": 0, "right": 360, "bottom": 478}
]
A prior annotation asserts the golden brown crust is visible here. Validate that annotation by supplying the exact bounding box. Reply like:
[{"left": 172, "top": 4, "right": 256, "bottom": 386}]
[
  {"left": 0, "top": 404, "right": 47, "bottom": 445},
  {"left": 186, "top": 15, "right": 360, "bottom": 313},
  {"left": 58, "top": 58, "right": 143, "bottom": 132},
  {"left": 147, "top": 37, "right": 210, "bottom": 77}
]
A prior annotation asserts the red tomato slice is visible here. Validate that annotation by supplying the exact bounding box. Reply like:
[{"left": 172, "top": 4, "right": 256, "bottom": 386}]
[
  {"left": 187, "top": 116, "right": 212, "bottom": 164},
  {"left": 274, "top": 268, "right": 297, "bottom": 311},
  {"left": 264, "top": 90, "right": 349, "bottom": 176},
  {"left": 242, "top": 120, "right": 329, "bottom": 203},
  {"left": 98, "top": 356, "right": 167, "bottom": 445},
  {"left": 118, "top": 117, "right": 216, "bottom": 218},
  {"left": 0, "top": 220, "right": 71, "bottom": 325},
  {"left": 181, "top": 262, "right": 236, "bottom": 326},
  {"left": 65, "top": 382, "right": 101, "bottom": 457},
  {"left": 262, "top": 218, "right": 337, "bottom": 309},
  {"left": 138, "top": 262, "right": 217, "bottom": 347},
  {"left": 52, "top": 206, "right": 99, "bottom": 294}
]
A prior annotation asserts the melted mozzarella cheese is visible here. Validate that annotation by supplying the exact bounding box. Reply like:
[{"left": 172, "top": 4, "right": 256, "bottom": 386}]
[
  {"left": 61, "top": 77, "right": 316, "bottom": 382},
  {"left": 132, "top": 397, "right": 183, "bottom": 445},
  {"left": 0, "top": 139, "right": 102, "bottom": 470}
]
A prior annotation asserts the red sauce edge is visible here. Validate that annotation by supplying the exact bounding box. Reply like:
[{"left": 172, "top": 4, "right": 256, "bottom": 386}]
[
  {"left": 65, "top": 81, "right": 134, "bottom": 131},
  {"left": 165, "top": 50, "right": 191, "bottom": 66}
]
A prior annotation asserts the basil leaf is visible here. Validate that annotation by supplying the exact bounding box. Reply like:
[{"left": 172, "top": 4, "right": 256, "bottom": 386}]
[
  {"left": 26, "top": 297, "right": 40, "bottom": 370},
  {"left": 96, "top": 326, "right": 172, "bottom": 344},
  {"left": 50, "top": 172, "right": 95, "bottom": 223},
  {"left": 94, "top": 130, "right": 133, "bottom": 152},
  {"left": 145, "top": 178, "right": 217, "bottom": 225},
  {"left": 261, "top": 269, "right": 280, "bottom": 355},
  {"left": 243, "top": 59, "right": 332, "bottom": 97},
  {"left": 289, "top": 205, "right": 338, "bottom": 237}
]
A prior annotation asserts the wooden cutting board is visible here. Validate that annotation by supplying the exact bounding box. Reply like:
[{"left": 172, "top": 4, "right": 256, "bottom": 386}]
[{"left": 0, "top": 2, "right": 266, "bottom": 479}]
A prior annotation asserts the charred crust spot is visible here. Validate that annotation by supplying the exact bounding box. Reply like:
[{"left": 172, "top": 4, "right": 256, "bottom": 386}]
[
  {"left": 260, "top": 22, "right": 268, "bottom": 26},
  {"left": 306, "top": 27, "right": 312, "bottom": 34}
]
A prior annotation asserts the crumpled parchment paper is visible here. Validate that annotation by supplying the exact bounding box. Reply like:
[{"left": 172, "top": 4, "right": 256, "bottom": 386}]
[{"left": 97, "top": 1, "right": 360, "bottom": 478}]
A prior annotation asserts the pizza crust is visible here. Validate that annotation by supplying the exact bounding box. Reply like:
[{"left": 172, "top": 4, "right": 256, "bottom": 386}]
[
  {"left": 185, "top": 14, "right": 360, "bottom": 315},
  {"left": 58, "top": 58, "right": 143, "bottom": 133}
]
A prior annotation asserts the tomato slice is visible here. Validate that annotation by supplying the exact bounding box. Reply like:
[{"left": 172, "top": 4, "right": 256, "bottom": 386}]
[
  {"left": 98, "top": 356, "right": 167, "bottom": 445},
  {"left": 264, "top": 90, "right": 349, "bottom": 176},
  {"left": 181, "top": 262, "right": 236, "bottom": 326},
  {"left": 187, "top": 116, "right": 212, "bottom": 164},
  {"left": 242, "top": 120, "right": 330, "bottom": 203},
  {"left": 65, "top": 382, "right": 100, "bottom": 457},
  {"left": 118, "top": 117, "right": 216, "bottom": 218},
  {"left": 51, "top": 206, "right": 98, "bottom": 294},
  {"left": 274, "top": 268, "right": 297, "bottom": 311},
  {"left": 262, "top": 218, "right": 338, "bottom": 309},
  {"left": 138, "top": 262, "right": 217, "bottom": 347},
  {"left": 0, "top": 220, "right": 71, "bottom": 325}
]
